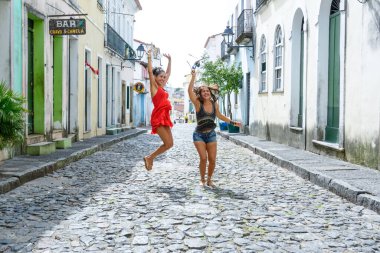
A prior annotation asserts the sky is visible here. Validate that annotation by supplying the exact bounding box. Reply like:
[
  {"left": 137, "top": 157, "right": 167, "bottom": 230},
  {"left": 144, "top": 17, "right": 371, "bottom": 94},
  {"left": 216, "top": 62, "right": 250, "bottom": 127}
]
[{"left": 134, "top": 0, "right": 238, "bottom": 88}]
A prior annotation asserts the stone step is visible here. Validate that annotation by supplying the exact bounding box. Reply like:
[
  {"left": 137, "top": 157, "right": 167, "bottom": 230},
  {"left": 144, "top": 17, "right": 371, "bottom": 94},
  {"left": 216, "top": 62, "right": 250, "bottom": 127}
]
[
  {"left": 54, "top": 138, "right": 72, "bottom": 149},
  {"left": 106, "top": 128, "right": 121, "bottom": 135},
  {"left": 68, "top": 134, "right": 77, "bottom": 143},
  {"left": 26, "top": 134, "right": 45, "bottom": 145},
  {"left": 27, "top": 142, "right": 56, "bottom": 156},
  {"left": 121, "top": 126, "right": 131, "bottom": 132},
  {"left": 52, "top": 130, "right": 64, "bottom": 140}
]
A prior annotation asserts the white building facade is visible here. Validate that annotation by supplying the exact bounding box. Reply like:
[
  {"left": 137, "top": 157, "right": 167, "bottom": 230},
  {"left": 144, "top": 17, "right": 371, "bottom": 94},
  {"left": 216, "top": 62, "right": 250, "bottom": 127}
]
[
  {"left": 103, "top": 0, "right": 142, "bottom": 128},
  {"left": 217, "top": 0, "right": 255, "bottom": 131},
  {"left": 251, "top": 0, "right": 380, "bottom": 169},
  {"left": 208, "top": 0, "right": 380, "bottom": 169}
]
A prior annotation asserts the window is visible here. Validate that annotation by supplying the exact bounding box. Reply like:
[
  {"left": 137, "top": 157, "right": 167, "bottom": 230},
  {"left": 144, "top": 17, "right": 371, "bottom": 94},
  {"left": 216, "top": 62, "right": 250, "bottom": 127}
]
[
  {"left": 330, "top": 0, "right": 340, "bottom": 15},
  {"left": 126, "top": 85, "right": 130, "bottom": 110},
  {"left": 85, "top": 50, "right": 91, "bottom": 131},
  {"left": 274, "top": 25, "right": 283, "bottom": 91},
  {"left": 260, "top": 35, "right": 267, "bottom": 92},
  {"left": 97, "top": 57, "right": 102, "bottom": 128}
]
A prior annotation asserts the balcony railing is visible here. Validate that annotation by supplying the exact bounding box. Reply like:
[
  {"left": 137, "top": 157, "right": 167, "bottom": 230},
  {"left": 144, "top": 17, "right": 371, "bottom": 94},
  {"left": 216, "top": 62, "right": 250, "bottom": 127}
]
[
  {"left": 97, "top": 0, "right": 104, "bottom": 12},
  {"left": 256, "top": 0, "right": 267, "bottom": 10},
  {"left": 125, "top": 43, "right": 137, "bottom": 61},
  {"left": 236, "top": 9, "right": 253, "bottom": 45},
  {"left": 105, "top": 23, "right": 136, "bottom": 61}
]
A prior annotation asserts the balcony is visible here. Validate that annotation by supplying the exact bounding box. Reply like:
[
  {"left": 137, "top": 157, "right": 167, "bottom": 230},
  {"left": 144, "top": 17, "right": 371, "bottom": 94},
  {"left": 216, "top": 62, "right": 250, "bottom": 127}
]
[
  {"left": 105, "top": 23, "right": 136, "bottom": 61},
  {"left": 256, "top": 0, "right": 267, "bottom": 11},
  {"left": 97, "top": 0, "right": 104, "bottom": 12},
  {"left": 236, "top": 9, "right": 253, "bottom": 45}
]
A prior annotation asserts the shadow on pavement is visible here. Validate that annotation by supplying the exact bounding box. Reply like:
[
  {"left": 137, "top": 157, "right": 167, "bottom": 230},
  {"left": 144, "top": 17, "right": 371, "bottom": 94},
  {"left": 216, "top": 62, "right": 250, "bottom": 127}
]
[{"left": 0, "top": 133, "right": 158, "bottom": 252}]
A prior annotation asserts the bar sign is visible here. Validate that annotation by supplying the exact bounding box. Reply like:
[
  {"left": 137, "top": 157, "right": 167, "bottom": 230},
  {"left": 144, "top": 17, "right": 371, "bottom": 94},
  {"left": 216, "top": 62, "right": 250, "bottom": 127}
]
[{"left": 49, "top": 19, "right": 86, "bottom": 35}]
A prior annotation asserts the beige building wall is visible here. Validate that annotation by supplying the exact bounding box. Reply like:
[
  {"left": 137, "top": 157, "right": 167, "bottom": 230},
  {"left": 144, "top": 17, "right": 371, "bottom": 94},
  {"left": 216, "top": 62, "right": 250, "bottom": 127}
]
[{"left": 77, "top": 0, "right": 106, "bottom": 139}]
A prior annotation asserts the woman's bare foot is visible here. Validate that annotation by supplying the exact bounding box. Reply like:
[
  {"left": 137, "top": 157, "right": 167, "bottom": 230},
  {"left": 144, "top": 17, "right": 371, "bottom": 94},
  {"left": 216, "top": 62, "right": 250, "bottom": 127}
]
[
  {"left": 206, "top": 180, "right": 216, "bottom": 189},
  {"left": 143, "top": 156, "right": 153, "bottom": 171},
  {"left": 199, "top": 179, "right": 206, "bottom": 187}
]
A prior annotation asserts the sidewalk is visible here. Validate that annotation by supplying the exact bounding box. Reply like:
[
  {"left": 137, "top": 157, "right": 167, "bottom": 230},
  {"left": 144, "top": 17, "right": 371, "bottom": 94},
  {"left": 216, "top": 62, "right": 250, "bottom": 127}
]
[
  {"left": 0, "top": 128, "right": 147, "bottom": 194},
  {"left": 218, "top": 131, "right": 380, "bottom": 214}
]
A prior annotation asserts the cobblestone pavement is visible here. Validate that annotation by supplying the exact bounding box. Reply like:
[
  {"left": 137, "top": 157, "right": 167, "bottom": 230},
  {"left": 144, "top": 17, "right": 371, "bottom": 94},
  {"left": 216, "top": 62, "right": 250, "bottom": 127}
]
[{"left": 1, "top": 124, "right": 380, "bottom": 253}]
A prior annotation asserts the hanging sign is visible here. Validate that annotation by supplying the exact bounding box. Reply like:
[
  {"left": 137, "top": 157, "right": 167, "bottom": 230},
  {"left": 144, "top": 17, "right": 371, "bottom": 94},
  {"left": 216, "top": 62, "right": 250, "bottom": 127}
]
[{"left": 49, "top": 19, "right": 86, "bottom": 35}]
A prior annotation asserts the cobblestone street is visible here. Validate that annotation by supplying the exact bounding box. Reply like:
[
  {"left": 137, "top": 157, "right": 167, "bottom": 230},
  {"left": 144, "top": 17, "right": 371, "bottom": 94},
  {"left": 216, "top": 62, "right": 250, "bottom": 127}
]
[{"left": 1, "top": 124, "right": 380, "bottom": 252}]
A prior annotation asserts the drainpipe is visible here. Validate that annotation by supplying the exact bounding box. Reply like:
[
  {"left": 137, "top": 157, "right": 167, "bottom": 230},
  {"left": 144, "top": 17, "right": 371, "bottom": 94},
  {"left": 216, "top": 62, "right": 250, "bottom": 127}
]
[
  {"left": 339, "top": 0, "right": 347, "bottom": 151},
  {"left": 304, "top": 15, "right": 309, "bottom": 150}
]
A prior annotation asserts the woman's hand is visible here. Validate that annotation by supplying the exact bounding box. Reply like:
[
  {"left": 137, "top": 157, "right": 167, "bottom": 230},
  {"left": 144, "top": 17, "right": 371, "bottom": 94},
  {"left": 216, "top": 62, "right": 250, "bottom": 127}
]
[
  {"left": 231, "top": 120, "right": 242, "bottom": 127},
  {"left": 191, "top": 69, "right": 196, "bottom": 78},
  {"left": 163, "top": 53, "right": 171, "bottom": 60}
]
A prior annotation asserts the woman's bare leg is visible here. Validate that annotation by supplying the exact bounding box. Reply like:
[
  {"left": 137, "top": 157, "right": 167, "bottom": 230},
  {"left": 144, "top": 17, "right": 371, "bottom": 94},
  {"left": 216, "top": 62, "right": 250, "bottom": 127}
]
[
  {"left": 194, "top": 141, "right": 207, "bottom": 185},
  {"left": 206, "top": 142, "right": 217, "bottom": 187},
  {"left": 145, "top": 126, "right": 173, "bottom": 169}
]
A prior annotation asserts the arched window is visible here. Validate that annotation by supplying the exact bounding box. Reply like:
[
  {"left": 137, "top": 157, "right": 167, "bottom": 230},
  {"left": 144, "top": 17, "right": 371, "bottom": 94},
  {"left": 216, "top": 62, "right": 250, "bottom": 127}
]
[
  {"left": 330, "top": 0, "right": 340, "bottom": 14},
  {"left": 325, "top": 0, "right": 341, "bottom": 143},
  {"left": 260, "top": 35, "right": 267, "bottom": 92},
  {"left": 274, "top": 25, "right": 283, "bottom": 91}
]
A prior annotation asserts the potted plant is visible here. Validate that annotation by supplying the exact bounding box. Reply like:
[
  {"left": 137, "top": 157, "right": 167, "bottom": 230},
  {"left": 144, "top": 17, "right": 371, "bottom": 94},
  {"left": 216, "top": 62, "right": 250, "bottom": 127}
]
[
  {"left": 0, "top": 81, "right": 27, "bottom": 154},
  {"left": 200, "top": 57, "right": 243, "bottom": 133},
  {"left": 219, "top": 121, "right": 228, "bottom": 131}
]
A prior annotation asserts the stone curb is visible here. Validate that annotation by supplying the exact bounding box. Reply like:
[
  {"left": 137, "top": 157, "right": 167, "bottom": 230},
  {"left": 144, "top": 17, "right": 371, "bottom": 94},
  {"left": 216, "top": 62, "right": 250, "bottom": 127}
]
[
  {"left": 218, "top": 131, "right": 380, "bottom": 214},
  {"left": 0, "top": 129, "right": 147, "bottom": 195}
]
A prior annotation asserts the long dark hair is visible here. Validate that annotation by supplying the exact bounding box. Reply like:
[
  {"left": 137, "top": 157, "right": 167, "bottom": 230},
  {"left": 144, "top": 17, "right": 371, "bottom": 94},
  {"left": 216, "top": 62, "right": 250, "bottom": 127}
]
[
  {"left": 193, "top": 85, "right": 218, "bottom": 103},
  {"left": 152, "top": 67, "right": 165, "bottom": 76}
]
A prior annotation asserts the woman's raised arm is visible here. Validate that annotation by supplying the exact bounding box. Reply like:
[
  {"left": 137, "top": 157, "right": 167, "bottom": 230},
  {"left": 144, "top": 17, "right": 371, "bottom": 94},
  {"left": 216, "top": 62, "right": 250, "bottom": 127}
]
[
  {"left": 163, "top": 53, "right": 171, "bottom": 84},
  {"left": 188, "top": 70, "right": 199, "bottom": 108},
  {"left": 147, "top": 49, "right": 158, "bottom": 97}
]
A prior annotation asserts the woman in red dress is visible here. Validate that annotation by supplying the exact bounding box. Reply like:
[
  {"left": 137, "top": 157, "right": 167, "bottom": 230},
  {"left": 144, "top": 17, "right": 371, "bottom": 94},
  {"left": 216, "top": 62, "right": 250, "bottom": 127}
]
[{"left": 143, "top": 49, "right": 173, "bottom": 170}]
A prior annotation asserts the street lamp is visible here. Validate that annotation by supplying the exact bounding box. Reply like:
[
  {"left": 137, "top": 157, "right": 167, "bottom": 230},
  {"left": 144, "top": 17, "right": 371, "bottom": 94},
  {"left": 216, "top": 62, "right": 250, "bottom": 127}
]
[
  {"left": 222, "top": 26, "right": 254, "bottom": 55},
  {"left": 136, "top": 43, "right": 145, "bottom": 59},
  {"left": 125, "top": 43, "right": 145, "bottom": 61},
  {"left": 120, "top": 43, "right": 146, "bottom": 69},
  {"left": 222, "top": 26, "right": 234, "bottom": 47}
]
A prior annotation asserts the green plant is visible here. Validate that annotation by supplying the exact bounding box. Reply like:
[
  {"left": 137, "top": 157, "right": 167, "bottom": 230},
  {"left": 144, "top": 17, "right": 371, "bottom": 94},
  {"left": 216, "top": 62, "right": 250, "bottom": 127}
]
[
  {"left": 199, "top": 58, "right": 227, "bottom": 114},
  {"left": 200, "top": 58, "right": 243, "bottom": 119},
  {"left": 0, "top": 81, "right": 27, "bottom": 149}
]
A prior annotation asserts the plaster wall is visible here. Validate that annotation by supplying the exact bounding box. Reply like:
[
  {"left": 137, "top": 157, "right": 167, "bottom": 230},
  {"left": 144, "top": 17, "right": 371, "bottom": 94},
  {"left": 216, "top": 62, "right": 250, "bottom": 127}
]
[
  {"left": 0, "top": 1, "right": 11, "bottom": 86},
  {"left": 77, "top": 0, "right": 106, "bottom": 139}
]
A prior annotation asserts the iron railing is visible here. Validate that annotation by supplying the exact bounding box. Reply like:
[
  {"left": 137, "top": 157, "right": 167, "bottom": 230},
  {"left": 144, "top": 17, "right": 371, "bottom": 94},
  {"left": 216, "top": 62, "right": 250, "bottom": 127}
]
[
  {"left": 256, "top": 0, "right": 267, "bottom": 10},
  {"left": 105, "top": 23, "right": 136, "bottom": 61},
  {"left": 236, "top": 9, "right": 253, "bottom": 44},
  {"left": 125, "top": 43, "right": 137, "bottom": 60}
]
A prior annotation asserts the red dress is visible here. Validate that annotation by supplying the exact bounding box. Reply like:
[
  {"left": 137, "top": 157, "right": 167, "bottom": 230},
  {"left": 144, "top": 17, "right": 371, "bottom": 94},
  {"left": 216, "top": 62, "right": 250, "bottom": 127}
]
[{"left": 150, "top": 86, "right": 173, "bottom": 134}]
